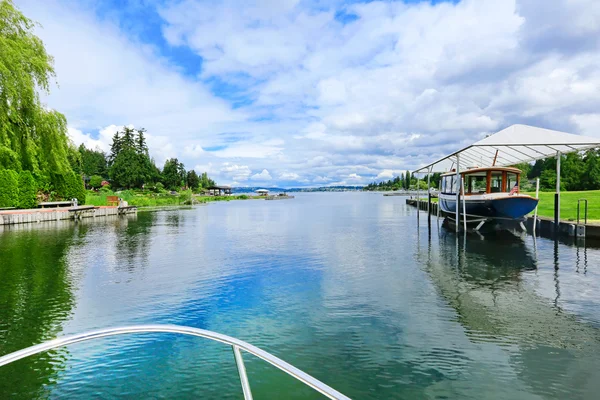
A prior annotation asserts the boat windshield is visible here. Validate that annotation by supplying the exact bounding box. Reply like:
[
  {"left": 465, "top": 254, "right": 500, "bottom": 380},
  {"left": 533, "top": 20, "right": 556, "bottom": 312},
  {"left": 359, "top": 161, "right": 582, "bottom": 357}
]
[
  {"left": 490, "top": 172, "right": 503, "bottom": 193},
  {"left": 507, "top": 172, "right": 518, "bottom": 192}
]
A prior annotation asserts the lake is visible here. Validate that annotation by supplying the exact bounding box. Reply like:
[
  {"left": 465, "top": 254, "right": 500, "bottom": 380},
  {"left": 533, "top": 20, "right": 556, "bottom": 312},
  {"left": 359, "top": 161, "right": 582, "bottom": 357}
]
[{"left": 1, "top": 192, "right": 600, "bottom": 399}]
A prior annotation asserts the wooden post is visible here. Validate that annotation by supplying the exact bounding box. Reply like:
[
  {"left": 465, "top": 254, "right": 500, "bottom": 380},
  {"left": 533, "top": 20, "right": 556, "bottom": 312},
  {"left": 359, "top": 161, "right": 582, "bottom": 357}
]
[{"left": 492, "top": 150, "right": 499, "bottom": 166}]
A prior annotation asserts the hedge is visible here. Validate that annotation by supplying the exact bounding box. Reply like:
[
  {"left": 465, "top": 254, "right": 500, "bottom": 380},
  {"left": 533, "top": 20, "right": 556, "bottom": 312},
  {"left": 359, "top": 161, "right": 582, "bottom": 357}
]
[
  {"left": 18, "top": 170, "right": 38, "bottom": 209},
  {"left": 0, "top": 169, "right": 19, "bottom": 207},
  {"left": 52, "top": 172, "right": 86, "bottom": 204}
]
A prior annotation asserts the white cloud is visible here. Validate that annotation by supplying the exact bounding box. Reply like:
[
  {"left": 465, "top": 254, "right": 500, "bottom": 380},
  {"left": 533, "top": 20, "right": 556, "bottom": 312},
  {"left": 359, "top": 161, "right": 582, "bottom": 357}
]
[
  {"left": 184, "top": 144, "right": 205, "bottom": 158},
  {"left": 279, "top": 172, "right": 300, "bottom": 181},
  {"left": 571, "top": 114, "right": 600, "bottom": 138},
  {"left": 18, "top": 0, "right": 600, "bottom": 186},
  {"left": 376, "top": 170, "right": 394, "bottom": 180},
  {"left": 220, "top": 163, "right": 252, "bottom": 181},
  {"left": 250, "top": 169, "right": 273, "bottom": 181}
]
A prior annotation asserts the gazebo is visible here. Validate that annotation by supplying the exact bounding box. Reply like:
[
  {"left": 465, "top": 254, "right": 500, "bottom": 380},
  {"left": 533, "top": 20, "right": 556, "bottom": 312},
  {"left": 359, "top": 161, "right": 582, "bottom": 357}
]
[
  {"left": 256, "top": 189, "right": 269, "bottom": 196},
  {"left": 414, "top": 124, "right": 600, "bottom": 232},
  {"left": 206, "top": 185, "right": 232, "bottom": 196}
]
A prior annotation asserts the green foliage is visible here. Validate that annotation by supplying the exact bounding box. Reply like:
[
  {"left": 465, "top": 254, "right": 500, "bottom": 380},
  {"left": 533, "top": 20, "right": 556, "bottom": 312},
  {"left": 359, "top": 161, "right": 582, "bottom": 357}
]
[
  {"left": 0, "top": 1, "right": 81, "bottom": 200},
  {"left": 154, "top": 182, "right": 165, "bottom": 192},
  {"left": 17, "top": 170, "right": 37, "bottom": 208},
  {"left": 51, "top": 172, "right": 86, "bottom": 204},
  {"left": 179, "top": 189, "right": 193, "bottom": 205},
  {"left": 0, "top": 169, "right": 19, "bottom": 207},
  {"left": 99, "top": 185, "right": 112, "bottom": 193},
  {"left": 187, "top": 169, "right": 200, "bottom": 190},
  {"left": 199, "top": 171, "right": 215, "bottom": 188},
  {"left": 107, "top": 127, "right": 157, "bottom": 189},
  {"left": 79, "top": 144, "right": 107, "bottom": 177},
  {"left": 89, "top": 175, "right": 103, "bottom": 189},
  {"left": 162, "top": 158, "right": 186, "bottom": 190},
  {"left": 0, "top": 146, "right": 21, "bottom": 170}
]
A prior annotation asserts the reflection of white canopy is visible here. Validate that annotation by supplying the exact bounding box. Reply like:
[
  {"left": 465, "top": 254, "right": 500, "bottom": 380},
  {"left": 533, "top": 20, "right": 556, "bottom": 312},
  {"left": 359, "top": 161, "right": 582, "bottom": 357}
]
[{"left": 414, "top": 124, "right": 600, "bottom": 173}]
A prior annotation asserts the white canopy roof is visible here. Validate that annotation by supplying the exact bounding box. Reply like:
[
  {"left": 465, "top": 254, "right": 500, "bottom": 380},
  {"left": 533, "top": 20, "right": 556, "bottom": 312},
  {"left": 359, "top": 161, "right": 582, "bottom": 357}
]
[{"left": 414, "top": 124, "right": 600, "bottom": 173}]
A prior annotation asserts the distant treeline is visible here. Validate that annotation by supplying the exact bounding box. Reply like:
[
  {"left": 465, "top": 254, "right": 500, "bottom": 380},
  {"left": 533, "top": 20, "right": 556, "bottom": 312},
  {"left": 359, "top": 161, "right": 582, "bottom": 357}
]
[
  {"left": 78, "top": 126, "right": 216, "bottom": 192},
  {"left": 515, "top": 149, "right": 600, "bottom": 191},
  {"left": 364, "top": 149, "right": 600, "bottom": 192},
  {"left": 364, "top": 171, "right": 441, "bottom": 191}
]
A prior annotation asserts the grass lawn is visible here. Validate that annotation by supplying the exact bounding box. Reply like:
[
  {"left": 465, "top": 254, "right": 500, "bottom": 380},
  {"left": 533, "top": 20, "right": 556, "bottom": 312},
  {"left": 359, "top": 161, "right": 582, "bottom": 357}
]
[
  {"left": 524, "top": 190, "right": 600, "bottom": 222},
  {"left": 85, "top": 190, "right": 251, "bottom": 208}
]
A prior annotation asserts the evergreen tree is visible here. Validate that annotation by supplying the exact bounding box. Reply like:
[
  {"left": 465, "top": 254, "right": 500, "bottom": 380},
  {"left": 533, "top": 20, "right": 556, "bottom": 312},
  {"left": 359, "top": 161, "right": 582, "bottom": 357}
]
[
  {"left": 108, "top": 131, "right": 122, "bottom": 165},
  {"left": 79, "top": 144, "right": 108, "bottom": 177},
  {"left": 136, "top": 128, "right": 148, "bottom": 156},
  {"left": 187, "top": 170, "right": 200, "bottom": 190},
  {"left": 162, "top": 158, "right": 186, "bottom": 190}
]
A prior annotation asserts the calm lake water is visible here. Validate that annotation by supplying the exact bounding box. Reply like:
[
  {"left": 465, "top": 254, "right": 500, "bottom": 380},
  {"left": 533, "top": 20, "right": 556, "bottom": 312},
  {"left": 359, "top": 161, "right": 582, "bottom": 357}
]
[{"left": 1, "top": 192, "right": 600, "bottom": 399}]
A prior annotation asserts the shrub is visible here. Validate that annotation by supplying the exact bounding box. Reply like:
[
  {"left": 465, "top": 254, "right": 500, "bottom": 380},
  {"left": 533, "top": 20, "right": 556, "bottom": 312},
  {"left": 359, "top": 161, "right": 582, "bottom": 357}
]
[
  {"left": 89, "top": 175, "right": 103, "bottom": 189},
  {"left": 179, "top": 189, "right": 192, "bottom": 205},
  {"left": 100, "top": 185, "right": 112, "bottom": 193},
  {"left": 18, "top": 170, "right": 37, "bottom": 209},
  {"left": 52, "top": 172, "right": 86, "bottom": 204},
  {"left": 0, "top": 146, "right": 22, "bottom": 171},
  {"left": 0, "top": 169, "right": 19, "bottom": 207},
  {"left": 154, "top": 182, "right": 164, "bottom": 192}
]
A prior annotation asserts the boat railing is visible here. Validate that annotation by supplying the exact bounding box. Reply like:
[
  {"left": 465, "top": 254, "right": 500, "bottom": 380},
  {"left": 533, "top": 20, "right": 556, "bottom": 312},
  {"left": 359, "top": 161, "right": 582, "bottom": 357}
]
[{"left": 0, "top": 324, "right": 350, "bottom": 400}]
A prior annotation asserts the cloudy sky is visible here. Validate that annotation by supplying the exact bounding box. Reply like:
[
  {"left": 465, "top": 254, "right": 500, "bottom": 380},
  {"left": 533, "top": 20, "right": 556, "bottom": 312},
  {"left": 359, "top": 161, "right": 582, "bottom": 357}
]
[{"left": 16, "top": 0, "right": 600, "bottom": 187}]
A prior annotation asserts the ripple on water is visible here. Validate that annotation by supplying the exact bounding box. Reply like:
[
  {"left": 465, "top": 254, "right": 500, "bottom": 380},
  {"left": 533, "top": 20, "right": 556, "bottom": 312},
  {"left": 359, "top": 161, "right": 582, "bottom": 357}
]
[{"left": 1, "top": 194, "right": 600, "bottom": 399}]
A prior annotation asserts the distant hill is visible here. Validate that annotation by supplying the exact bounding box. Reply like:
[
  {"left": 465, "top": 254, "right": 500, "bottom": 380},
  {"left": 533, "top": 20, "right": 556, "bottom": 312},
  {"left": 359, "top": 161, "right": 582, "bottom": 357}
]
[{"left": 232, "top": 186, "right": 363, "bottom": 193}]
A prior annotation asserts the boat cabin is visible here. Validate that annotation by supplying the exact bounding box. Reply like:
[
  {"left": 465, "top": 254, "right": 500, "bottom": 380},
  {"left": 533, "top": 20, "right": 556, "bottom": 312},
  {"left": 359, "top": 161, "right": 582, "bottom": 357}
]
[{"left": 440, "top": 167, "right": 521, "bottom": 196}]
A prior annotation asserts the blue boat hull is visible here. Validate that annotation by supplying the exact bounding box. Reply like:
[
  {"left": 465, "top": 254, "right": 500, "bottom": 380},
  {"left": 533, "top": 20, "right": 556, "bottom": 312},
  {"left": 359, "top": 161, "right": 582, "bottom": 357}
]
[{"left": 439, "top": 195, "right": 538, "bottom": 220}]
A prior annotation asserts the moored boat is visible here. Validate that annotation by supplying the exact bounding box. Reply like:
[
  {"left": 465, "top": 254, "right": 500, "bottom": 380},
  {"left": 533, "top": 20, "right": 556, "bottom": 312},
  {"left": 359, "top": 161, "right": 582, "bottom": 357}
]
[{"left": 438, "top": 167, "right": 538, "bottom": 223}]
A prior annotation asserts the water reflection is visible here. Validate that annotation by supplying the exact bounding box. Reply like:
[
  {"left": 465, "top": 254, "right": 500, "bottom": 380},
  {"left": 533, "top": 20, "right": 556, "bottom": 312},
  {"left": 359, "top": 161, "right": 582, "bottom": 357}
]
[
  {"left": 422, "top": 225, "right": 600, "bottom": 399},
  {"left": 0, "top": 222, "right": 83, "bottom": 398}
]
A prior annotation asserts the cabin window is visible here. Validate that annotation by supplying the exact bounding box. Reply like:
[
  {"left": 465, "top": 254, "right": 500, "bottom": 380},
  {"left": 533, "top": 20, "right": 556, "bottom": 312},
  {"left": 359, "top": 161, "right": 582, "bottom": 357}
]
[
  {"left": 506, "top": 172, "right": 518, "bottom": 192},
  {"left": 442, "top": 176, "right": 455, "bottom": 194},
  {"left": 468, "top": 176, "right": 486, "bottom": 194},
  {"left": 490, "top": 173, "right": 503, "bottom": 193}
]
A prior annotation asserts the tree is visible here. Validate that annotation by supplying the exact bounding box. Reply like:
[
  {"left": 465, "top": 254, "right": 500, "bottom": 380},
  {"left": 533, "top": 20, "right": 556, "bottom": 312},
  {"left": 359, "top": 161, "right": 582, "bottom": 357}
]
[
  {"left": 18, "top": 170, "right": 37, "bottom": 208},
  {"left": 162, "top": 158, "right": 186, "bottom": 190},
  {"left": 79, "top": 144, "right": 107, "bottom": 177},
  {"left": 187, "top": 170, "right": 200, "bottom": 190},
  {"left": 89, "top": 175, "right": 103, "bottom": 189},
  {"left": 107, "top": 126, "right": 157, "bottom": 189},
  {"left": 136, "top": 128, "right": 148, "bottom": 156},
  {"left": 405, "top": 170, "right": 411, "bottom": 189},
  {"left": 109, "top": 148, "right": 141, "bottom": 189},
  {"left": 0, "top": 0, "right": 84, "bottom": 203},
  {"left": 108, "top": 131, "right": 122, "bottom": 166}
]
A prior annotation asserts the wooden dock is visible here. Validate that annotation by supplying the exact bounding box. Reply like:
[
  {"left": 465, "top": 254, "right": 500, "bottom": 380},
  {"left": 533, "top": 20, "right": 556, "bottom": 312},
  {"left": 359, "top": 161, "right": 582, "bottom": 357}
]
[
  {"left": 0, "top": 206, "right": 137, "bottom": 226},
  {"left": 405, "top": 198, "right": 600, "bottom": 240}
]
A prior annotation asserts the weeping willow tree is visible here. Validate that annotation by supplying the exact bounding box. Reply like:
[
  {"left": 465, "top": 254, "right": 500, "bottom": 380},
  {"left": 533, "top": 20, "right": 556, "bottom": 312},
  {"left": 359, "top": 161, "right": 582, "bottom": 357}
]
[{"left": 0, "top": 0, "right": 84, "bottom": 206}]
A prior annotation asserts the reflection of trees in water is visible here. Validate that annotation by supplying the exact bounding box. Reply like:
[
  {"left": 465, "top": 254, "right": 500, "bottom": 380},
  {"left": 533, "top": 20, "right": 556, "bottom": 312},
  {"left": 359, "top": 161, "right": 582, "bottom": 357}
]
[
  {"left": 115, "top": 212, "right": 155, "bottom": 271},
  {"left": 0, "top": 223, "right": 83, "bottom": 398},
  {"left": 423, "top": 229, "right": 600, "bottom": 399}
]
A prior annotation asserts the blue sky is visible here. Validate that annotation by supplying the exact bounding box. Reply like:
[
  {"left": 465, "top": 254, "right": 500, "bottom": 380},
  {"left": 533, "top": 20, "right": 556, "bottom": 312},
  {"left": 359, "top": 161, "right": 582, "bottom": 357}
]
[{"left": 16, "top": 0, "right": 600, "bottom": 187}]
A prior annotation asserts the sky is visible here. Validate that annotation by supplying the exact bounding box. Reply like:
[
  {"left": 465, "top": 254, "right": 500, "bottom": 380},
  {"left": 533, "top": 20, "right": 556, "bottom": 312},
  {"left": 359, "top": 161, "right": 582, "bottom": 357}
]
[{"left": 15, "top": 0, "right": 600, "bottom": 187}]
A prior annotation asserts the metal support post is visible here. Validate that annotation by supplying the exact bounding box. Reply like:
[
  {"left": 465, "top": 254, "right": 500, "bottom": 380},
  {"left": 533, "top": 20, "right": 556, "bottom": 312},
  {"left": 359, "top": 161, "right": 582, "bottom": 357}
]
[
  {"left": 533, "top": 178, "right": 540, "bottom": 235},
  {"left": 555, "top": 151, "right": 561, "bottom": 232},
  {"left": 455, "top": 155, "right": 460, "bottom": 232},
  {"left": 233, "top": 345, "right": 253, "bottom": 400}
]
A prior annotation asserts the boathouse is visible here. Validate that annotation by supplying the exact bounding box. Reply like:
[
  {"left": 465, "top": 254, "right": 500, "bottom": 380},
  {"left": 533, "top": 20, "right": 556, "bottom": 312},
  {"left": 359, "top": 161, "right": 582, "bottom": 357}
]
[{"left": 413, "top": 124, "right": 600, "bottom": 233}]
